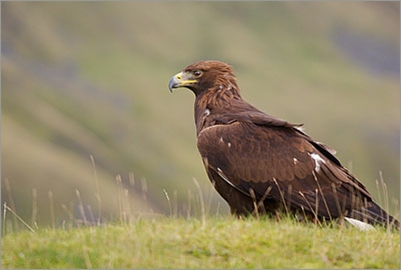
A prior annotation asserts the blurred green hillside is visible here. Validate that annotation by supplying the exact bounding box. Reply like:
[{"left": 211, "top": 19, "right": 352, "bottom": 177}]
[{"left": 2, "top": 2, "right": 399, "bottom": 227}]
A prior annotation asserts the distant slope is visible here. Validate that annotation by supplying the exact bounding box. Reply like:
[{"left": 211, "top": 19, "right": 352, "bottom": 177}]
[{"left": 2, "top": 2, "right": 399, "bottom": 226}]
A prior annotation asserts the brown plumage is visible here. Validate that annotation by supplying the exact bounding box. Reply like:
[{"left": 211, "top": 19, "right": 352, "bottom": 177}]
[{"left": 169, "top": 60, "right": 399, "bottom": 229}]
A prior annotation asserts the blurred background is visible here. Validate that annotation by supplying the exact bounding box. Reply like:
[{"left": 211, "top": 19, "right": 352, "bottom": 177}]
[{"left": 2, "top": 2, "right": 400, "bottom": 228}]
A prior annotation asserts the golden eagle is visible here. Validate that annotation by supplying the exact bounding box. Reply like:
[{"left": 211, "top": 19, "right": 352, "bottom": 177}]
[{"left": 169, "top": 60, "right": 399, "bottom": 229}]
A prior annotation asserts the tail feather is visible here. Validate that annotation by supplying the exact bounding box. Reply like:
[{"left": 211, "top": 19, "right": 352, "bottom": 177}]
[{"left": 349, "top": 202, "right": 400, "bottom": 230}]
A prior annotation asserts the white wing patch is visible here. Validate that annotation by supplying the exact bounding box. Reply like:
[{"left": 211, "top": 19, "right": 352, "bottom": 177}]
[{"left": 310, "top": 153, "right": 325, "bottom": 172}]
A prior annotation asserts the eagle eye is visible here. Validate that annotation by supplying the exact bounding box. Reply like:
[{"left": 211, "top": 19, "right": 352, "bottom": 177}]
[{"left": 193, "top": 70, "right": 202, "bottom": 77}]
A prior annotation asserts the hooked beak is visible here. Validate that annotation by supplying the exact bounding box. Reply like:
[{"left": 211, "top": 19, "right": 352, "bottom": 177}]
[{"left": 168, "top": 71, "right": 197, "bottom": 92}]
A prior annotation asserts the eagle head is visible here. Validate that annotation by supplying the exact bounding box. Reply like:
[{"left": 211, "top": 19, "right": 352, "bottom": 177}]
[{"left": 168, "top": 60, "right": 239, "bottom": 96}]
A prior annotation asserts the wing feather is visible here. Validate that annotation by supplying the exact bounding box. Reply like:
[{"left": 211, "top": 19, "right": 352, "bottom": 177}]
[{"left": 197, "top": 121, "right": 374, "bottom": 218}]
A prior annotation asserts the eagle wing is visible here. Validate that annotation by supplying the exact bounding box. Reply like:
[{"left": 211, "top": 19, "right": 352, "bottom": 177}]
[{"left": 197, "top": 117, "right": 374, "bottom": 219}]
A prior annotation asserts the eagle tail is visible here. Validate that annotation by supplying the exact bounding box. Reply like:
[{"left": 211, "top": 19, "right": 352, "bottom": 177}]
[{"left": 349, "top": 202, "right": 400, "bottom": 230}]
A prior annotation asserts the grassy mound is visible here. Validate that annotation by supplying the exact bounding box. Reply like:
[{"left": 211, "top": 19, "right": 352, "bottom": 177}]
[{"left": 2, "top": 216, "right": 399, "bottom": 268}]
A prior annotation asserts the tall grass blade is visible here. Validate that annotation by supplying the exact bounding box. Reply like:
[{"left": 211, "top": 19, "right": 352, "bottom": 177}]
[
  {"left": 163, "top": 189, "right": 172, "bottom": 217},
  {"left": 48, "top": 190, "right": 56, "bottom": 230},
  {"left": 31, "top": 188, "right": 38, "bottom": 229},
  {"left": 90, "top": 155, "right": 102, "bottom": 226},
  {"left": 115, "top": 175, "right": 124, "bottom": 223},
  {"left": 313, "top": 171, "right": 332, "bottom": 221},
  {"left": 76, "top": 189, "right": 88, "bottom": 226},
  {"left": 193, "top": 178, "right": 206, "bottom": 228},
  {"left": 3, "top": 203, "right": 35, "bottom": 233},
  {"left": 62, "top": 203, "right": 75, "bottom": 228},
  {"left": 3, "top": 203, "right": 7, "bottom": 236},
  {"left": 141, "top": 177, "right": 148, "bottom": 202},
  {"left": 249, "top": 188, "right": 260, "bottom": 219},
  {"left": 273, "top": 178, "right": 289, "bottom": 216},
  {"left": 4, "top": 178, "right": 19, "bottom": 231},
  {"left": 186, "top": 189, "right": 193, "bottom": 219}
]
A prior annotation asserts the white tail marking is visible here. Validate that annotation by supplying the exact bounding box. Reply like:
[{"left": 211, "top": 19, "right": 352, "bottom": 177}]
[{"left": 344, "top": 217, "right": 374, "bottom": 231}]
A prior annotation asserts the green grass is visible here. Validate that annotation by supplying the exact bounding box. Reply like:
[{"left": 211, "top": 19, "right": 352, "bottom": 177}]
[{"left": 2, "top": 216, "right": 399, "bottom": 269}]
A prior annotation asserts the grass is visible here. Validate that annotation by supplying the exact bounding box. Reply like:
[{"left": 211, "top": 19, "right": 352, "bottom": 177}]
[
  {"left": 2, "top": 215, "right": 399, "bottom": 269},
  {"left": 2, "top": 173, "right": 400, "bottom": 269}
]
